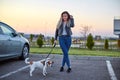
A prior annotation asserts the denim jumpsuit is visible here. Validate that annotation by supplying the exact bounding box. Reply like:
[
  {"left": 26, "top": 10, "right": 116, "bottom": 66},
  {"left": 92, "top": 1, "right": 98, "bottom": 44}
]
[{"left": 55, "top": 18, "right": 74, "bottom": 68}]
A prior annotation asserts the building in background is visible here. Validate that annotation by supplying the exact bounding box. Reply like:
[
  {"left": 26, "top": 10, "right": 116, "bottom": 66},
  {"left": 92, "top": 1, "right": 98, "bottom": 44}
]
[
  {"left": 114, "top": 16, "right": 120, "bottom": 39},
  {"left": 95, "top": 35, "right": 102, "bottom": 40}
]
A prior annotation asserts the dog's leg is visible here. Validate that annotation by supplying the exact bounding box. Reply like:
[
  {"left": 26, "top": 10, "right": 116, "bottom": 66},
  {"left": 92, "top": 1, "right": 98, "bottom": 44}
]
[
  {"left": 43, "top": 66, "right": 46, "bottom": 76},
  {"left": 45, "top": 67, "right": 47, "bottom": 74},
  {"left": 30, "top": 66, "right": 35, "bottom": 77}
]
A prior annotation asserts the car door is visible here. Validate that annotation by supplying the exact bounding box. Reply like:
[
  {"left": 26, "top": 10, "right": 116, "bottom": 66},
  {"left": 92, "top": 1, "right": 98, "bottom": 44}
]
[
  {"left": 9, "top": 34, "right": 22, "bottom": 54},
  {"left": 0, "top": 23, "right": 21, "bottom": 56},
  {"left": 0, "top": 25, "right": 12, "bottom": 57}
]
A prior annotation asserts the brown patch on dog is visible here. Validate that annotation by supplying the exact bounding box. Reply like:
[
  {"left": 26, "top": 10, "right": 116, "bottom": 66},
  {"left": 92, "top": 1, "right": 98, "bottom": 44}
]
[
  {"left": 41, "top": 61, "right": 45, "bottom": 65},
  {"left": 47, "top": 61, "right": 50, "bottom": 65},
  {"left": 47, "top": 61, "right": 53, "bottom": 66},
  {"left": 30, "top": 61, "right": 33, "bottom": 65}
]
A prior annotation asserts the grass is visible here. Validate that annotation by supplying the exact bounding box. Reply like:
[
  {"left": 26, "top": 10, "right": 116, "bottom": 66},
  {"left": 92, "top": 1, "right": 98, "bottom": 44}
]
[{"left": 30, "top": 47, "right": 120, "bottom": 57}]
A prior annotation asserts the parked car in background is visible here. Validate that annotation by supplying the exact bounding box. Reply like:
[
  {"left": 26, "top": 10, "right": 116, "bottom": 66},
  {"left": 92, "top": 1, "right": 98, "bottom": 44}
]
[{"left": 0, "top": 22, "right": 29, "bottom": 61}]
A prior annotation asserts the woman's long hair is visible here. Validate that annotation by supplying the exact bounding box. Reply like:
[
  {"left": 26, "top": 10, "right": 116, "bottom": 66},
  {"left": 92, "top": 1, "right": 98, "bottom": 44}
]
[{"left": 56, "top": 11, "right": 71, "bottom": 29}]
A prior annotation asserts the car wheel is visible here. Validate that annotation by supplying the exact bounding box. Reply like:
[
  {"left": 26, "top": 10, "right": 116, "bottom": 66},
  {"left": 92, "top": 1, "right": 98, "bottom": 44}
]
[{"left": 20, "top": 45, "right": 29, "bottom": 60}]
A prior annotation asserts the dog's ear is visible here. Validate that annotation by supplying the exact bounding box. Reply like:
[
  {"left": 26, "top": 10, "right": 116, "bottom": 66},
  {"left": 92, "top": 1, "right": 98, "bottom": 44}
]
[{"left": 41, "top": 61, "right": 45, "bottom": 65}]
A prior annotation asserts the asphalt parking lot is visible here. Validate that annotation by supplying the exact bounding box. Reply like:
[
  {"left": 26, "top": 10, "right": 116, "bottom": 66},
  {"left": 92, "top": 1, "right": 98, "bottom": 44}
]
[{"left": 0, "top": 54, "right": 120, "bottom": 80}]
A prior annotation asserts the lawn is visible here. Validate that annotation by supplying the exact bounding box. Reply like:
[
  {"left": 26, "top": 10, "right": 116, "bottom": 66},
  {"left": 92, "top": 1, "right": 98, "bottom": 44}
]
[{"left": 30, "top": 47, "right": 120, "bottom": 57}]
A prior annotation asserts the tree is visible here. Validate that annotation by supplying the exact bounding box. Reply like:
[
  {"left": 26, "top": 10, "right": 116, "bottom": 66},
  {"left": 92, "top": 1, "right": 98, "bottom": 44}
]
[
  {"left": 80, "top": 25, "right": 92, "bottom": 48},
  {"left": 30, "top": 34, "right": 34, "bottom": 42},
  {"left": 37, "top": 34, "right": 44, "bottom": 48},
  {"left": 80, "top": 25, "right": 92, "bottom": 40},
  {"left": 104, "top": 39, "right": 109, "bottom": 50},
  {"left": 86, "top": 33, "right": 94, "bottom": 50},
  {"left": 51, "top": 37, "right": 55, "bottom": 45}
]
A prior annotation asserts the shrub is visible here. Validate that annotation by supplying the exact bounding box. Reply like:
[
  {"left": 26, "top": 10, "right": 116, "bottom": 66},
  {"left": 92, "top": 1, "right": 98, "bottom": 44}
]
[
  {"left": 37, "top": 35, "right": 43, "bottom": 48},
  {"left": 86, "top": 33, "right": 94, "bottom": 50},
  {"left": 51, "top": 37, "right": 55, "bottom": 45},
  {"left": 30, "top": 34, "right": 34, "bottom": 42},
  {"left": 104, "top": 39, "right": 109, "bottom": 50},
  {"left": 118, "top": 39, "right": 120, "bottom": 48}
]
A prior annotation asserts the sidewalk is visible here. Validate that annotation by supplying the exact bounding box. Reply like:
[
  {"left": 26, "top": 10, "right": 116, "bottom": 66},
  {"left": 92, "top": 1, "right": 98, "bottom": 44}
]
[{"left": 29, "top": 54, "right": 120, "bottom": 80}]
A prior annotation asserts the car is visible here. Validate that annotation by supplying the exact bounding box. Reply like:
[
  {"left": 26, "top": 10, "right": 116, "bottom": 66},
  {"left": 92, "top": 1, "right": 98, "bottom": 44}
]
[{"left": 0, "top": 22, "right": 29, "bottom": 61}]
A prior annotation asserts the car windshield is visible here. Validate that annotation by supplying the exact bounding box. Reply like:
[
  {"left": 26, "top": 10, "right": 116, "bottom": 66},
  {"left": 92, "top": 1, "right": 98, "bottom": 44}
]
[{"left": 0, "top": 23, "right": 14, "bottom": 36}]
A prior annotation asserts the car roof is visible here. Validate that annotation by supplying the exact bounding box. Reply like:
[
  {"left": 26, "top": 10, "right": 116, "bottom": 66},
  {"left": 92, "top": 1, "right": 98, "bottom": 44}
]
[
  {"left": 0, "top": 22, "right": 9, "bottom": 25},
  {"left": 0, "top": 22, "right": 16, "bottom": 32}
]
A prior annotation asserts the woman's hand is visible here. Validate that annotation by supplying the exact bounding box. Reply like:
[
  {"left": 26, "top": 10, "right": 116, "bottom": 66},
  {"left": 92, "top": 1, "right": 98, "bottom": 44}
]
[
  {"left": 53, "top": 40, "right": 57, "bottom": 47},
  {"left": 54, "top": 40, "right": 57, "bottom": 45}
]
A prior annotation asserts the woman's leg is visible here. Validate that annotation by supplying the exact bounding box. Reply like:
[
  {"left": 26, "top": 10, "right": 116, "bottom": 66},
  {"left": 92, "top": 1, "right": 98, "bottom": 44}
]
[
  {"left": 59, "top": 36, "right": 66, "bottom": 67},
  {"left": 59, "top": 36, "right": 71, "bottom": 68},
  {"left": 64, "top": 36, "right": 71, "bottom": 68}
]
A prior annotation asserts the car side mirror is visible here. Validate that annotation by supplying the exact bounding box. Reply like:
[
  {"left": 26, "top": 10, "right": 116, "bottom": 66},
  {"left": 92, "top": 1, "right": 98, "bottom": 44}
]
[{"left": 12, "top": 32, "right": 18, "bottom": 37}]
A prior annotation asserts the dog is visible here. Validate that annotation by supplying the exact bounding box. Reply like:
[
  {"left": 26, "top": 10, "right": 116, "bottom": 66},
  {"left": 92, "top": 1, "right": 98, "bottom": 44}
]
[{"left": 25, "top": 58, "right": 54, "bottom": 76}]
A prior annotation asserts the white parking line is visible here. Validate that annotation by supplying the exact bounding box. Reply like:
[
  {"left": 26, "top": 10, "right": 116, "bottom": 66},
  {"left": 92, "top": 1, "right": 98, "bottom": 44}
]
[
  {"left": 0, "top": 65, "right": 29, "bottom": 79},
  {"left": 106, "top": 60, "right": 117, "bottom": 80}
]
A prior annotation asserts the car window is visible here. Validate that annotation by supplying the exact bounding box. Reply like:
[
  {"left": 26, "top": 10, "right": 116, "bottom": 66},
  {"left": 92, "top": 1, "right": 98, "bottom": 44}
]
[
  {"left": 0, "top": 24, "right": 13, "bottom": 36},
  {"left": 0, "top": 27, "right": 3, "bottom": 34}
]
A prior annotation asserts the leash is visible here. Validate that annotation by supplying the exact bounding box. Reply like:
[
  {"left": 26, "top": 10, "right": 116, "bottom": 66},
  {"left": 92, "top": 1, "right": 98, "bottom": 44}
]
[
  {"left": 42, "top": 43, "right": 56, "bottom": 66},
  {"left": 45, "top": 43, "right": 56, "bottom": 58}
]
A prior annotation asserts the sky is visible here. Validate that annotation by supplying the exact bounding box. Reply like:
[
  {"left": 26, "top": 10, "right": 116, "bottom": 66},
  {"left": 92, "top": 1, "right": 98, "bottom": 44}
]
[{"left": 0, "top": 0, "right": 120, "bottom": 37}]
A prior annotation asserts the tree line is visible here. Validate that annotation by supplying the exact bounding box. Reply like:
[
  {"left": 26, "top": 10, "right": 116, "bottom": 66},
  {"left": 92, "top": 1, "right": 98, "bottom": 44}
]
[{"left": 28, "top": 25, "right": 120, "bottom": 50}]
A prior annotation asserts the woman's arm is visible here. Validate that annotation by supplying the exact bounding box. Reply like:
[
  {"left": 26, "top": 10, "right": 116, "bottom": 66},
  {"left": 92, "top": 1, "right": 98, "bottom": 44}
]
[
  {"left": 55, "top": 28, "right": 58, "bottom": 40},
  {"left": 70, "top": 15, "right": 74, "bottom": 27}
]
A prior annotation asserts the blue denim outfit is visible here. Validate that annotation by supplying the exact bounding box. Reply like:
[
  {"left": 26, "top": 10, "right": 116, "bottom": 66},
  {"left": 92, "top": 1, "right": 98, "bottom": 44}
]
[
  {"left": 55, "top": 17, "right": 74, "bottom": 68},
  {"left": 59, "top": 35, "right": 71, "bottom": 68}
]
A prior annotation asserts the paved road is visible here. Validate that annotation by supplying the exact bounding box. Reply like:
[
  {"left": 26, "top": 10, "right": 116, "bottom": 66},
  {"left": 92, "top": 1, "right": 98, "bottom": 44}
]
[{"left": 0, "top": 54, "right": 120, "bottom": 80}]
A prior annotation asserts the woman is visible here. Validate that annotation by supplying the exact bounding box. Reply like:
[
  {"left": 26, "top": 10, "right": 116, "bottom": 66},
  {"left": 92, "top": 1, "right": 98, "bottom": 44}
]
[{"left": 54, "top": 11, "right": 74, "bottom": 73}]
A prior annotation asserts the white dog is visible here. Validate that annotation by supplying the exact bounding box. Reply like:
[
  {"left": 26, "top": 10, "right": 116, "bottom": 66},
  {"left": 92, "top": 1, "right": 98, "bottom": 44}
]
[{"left": 25, "top": 58, "right": 54, "bottom": 76}]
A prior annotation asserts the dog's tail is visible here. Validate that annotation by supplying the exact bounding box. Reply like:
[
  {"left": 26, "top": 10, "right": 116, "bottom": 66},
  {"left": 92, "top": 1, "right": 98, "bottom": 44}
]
[{"left": 25, "top": 58, "right": 30, "bottom": 64}]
